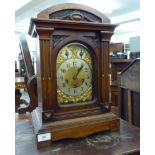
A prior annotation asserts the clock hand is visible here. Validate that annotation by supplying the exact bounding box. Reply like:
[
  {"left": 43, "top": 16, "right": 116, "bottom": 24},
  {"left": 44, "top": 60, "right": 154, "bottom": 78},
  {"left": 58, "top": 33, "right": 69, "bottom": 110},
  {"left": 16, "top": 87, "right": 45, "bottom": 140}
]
[{"left": 73, "top": 64, "right": 84, "bottom": 80}]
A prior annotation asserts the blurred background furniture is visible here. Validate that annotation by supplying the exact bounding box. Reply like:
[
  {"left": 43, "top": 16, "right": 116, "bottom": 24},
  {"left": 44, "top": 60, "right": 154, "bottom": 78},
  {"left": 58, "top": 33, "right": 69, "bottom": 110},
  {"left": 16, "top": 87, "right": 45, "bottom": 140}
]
[
  {"left": 15, "top": 33, "right": 38, "bottom": 113},
  {"left": 109, "top": 42, "right": 134, "bottom": 106},
  {"left": 110, "top": 59, "right": 134, "bottom": 106},
  {"left": 15, "top": 77, "right": 28, "bottom": 113},
  {"left": 118, "top": 59, "right": 140, "bottom": 128},
  {"left": 18, "top": 52, "right": 27, "bottom": 77},
  {"left": 109, "top": 42, "right": 127, "bottom": 59}
]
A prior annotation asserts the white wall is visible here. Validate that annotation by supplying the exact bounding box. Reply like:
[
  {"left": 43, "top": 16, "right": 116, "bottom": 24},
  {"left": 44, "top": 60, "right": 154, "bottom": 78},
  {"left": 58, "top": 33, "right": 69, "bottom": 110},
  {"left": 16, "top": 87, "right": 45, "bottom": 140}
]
[
  {"left": 110, "top": 10, "right": 140, "bottom": 44},
  {"left": 111, "top": 20, "right": 140, "bottom": 44}
]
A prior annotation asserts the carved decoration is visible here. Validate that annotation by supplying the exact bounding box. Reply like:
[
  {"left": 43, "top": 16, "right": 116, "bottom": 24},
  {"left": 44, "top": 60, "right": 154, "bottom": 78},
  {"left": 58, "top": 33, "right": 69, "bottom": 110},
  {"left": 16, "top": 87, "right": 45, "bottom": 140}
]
[
  {"left": 43, "top": 111, "right": 53, "bottom": 121},
  {"left": 49, "top": 10, "right": 102, "bottom": 23},
  {"left": 53, "top": 35, "right": 69, "bottom": 47},
  {"left": 84, "top": 36, "right": 100, "bottom": 48}
]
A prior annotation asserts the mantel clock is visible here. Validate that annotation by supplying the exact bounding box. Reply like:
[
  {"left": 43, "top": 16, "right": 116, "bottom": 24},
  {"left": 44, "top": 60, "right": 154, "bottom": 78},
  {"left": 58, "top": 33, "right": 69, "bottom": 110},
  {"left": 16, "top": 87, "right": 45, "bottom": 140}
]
[{"left": 28, "top": 3, "right": 120, "bottom": 148}]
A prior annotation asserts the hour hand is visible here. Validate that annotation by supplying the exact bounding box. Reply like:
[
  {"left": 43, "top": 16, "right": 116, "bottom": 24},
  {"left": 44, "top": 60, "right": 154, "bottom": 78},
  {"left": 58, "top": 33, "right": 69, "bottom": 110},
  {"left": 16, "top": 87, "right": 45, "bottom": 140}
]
[{"left": 73, "top": 64, "right": 84, "bottom": 80}]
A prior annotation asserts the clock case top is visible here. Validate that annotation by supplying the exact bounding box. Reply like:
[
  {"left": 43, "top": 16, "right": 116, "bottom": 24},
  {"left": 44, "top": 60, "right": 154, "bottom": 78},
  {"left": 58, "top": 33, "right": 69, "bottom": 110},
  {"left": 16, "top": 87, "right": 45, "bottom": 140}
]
[{"left": 28, "top": 3, "right": 118, "bottom": 123}]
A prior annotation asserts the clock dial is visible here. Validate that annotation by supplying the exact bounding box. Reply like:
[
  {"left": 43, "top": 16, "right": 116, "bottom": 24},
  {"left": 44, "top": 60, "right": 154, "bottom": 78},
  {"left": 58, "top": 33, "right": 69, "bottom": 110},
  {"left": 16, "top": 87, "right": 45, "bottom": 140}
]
[
  {"left": 57, "top": 59, "right": 91, "bottom": 96},
  {"left": 56, "top": 43, "right": 93, "bottom": 104}
]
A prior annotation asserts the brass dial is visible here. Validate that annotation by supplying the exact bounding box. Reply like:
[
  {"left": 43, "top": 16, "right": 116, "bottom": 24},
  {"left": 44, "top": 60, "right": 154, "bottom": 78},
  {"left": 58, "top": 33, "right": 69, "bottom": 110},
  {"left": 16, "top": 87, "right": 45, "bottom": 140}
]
[{"left": 56, "top": 43, "right": 93, "bottom": 104}]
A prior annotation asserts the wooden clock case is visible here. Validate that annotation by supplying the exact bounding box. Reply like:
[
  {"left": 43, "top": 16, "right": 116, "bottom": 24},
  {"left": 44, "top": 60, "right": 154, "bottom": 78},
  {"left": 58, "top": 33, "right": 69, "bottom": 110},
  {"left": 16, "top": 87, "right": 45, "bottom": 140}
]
[{"left": 28, "top": 3, "right": 120, "bottom": 148}]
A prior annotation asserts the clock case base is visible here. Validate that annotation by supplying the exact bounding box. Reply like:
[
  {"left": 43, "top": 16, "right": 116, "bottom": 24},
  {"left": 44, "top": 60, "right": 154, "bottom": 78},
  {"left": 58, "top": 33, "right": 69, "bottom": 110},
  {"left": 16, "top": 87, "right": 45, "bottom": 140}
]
[{"left": 32, "top": 107, "right": 120, "bottom": 149}]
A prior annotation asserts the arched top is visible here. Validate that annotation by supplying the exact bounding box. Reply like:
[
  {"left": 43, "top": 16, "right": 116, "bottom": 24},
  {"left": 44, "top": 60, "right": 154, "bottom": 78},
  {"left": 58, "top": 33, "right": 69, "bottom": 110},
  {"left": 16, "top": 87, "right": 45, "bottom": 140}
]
[{"left": 37, "top": 3, "right": 110, "bottom": 23}]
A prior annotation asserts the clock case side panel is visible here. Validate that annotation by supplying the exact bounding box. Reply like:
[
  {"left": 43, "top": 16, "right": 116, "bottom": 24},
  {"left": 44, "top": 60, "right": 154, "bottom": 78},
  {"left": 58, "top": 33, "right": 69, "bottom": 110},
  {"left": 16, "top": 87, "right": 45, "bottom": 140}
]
[{"left": 45, "top": 30, "right": 110, "bottom": 121}]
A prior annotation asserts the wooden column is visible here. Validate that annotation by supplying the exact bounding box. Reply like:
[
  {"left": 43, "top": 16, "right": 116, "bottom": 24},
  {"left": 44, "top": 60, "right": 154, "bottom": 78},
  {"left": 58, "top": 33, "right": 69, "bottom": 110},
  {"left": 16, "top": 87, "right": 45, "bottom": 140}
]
[
  {"left": 100, "top": 31, "right": 113, "bottom": 103},
  {"left": 36, "top": 27, "right": 55, "bottom": 122}
]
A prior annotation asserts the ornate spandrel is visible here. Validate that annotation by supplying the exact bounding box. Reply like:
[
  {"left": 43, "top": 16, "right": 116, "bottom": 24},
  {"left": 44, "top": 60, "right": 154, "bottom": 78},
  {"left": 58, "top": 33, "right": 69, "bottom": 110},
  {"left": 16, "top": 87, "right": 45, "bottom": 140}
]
[
  {"left": 83, "top": 36, "right": 100, "bottom": 48},
  {"left": 52, "top": 35, "right": 69, "bottom": 48}
]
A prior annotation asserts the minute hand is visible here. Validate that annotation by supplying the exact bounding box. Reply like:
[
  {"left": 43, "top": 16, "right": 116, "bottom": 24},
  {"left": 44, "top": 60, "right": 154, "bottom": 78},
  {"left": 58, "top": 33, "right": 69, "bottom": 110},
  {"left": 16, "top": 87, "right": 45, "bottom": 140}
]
[{"left": 73, "top": 64, "right": 84, "bottom": 80}]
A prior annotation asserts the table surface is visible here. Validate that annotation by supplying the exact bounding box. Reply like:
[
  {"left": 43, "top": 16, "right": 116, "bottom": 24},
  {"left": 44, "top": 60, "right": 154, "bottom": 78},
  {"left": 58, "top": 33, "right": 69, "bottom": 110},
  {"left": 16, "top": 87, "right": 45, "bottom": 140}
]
[{"left": 15, "top": 114, "right": 140, "bottom": 155}]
